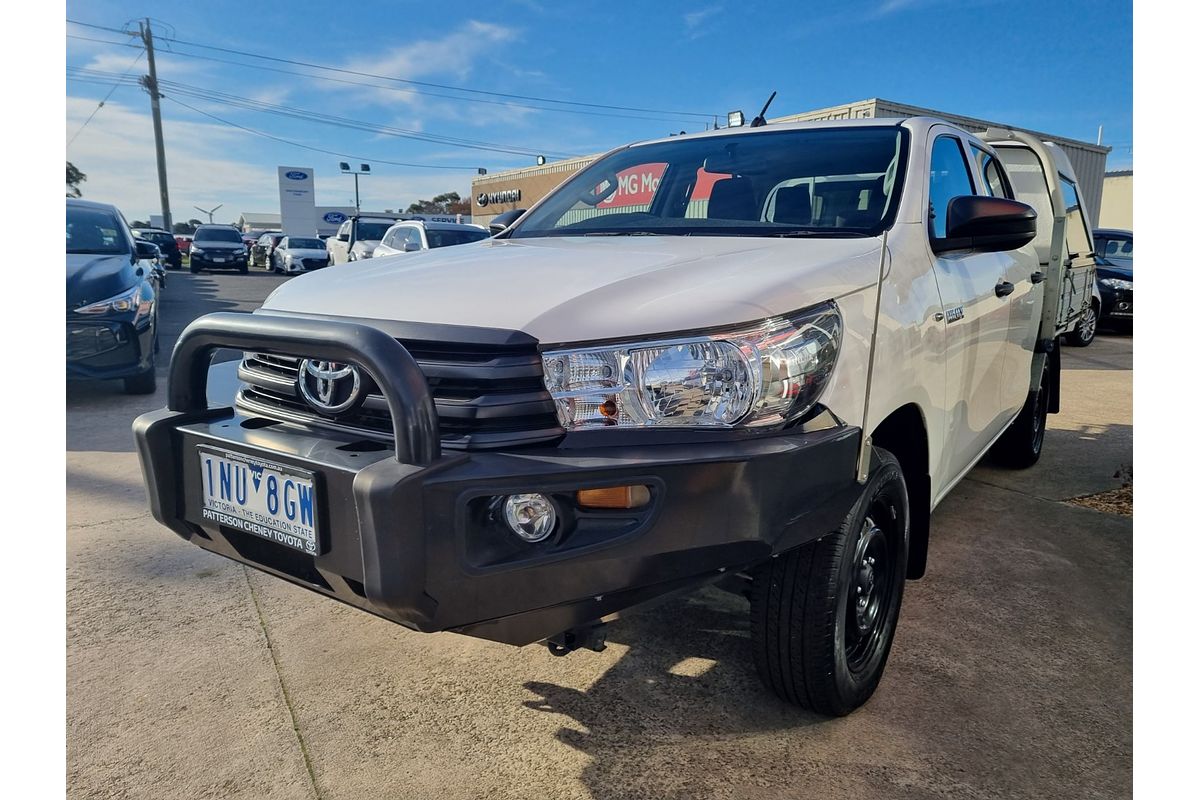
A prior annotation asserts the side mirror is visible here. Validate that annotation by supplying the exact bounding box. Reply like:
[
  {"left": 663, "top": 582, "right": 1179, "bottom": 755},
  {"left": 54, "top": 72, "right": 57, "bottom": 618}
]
[
  {"left": 337, "top": 233, "right": 350, "bottom": 242},
  {"left": 134, "top": 240, "right": 160, "bottom": 260},
  {"left": 933, "top": 196, "right": 1037, "bottom": 254},
  {"left": 403, "top": 241, "right": 421, "bottom": 253},
  {"left": 488, "top": 208, "right": 528, "bottom": 235}
]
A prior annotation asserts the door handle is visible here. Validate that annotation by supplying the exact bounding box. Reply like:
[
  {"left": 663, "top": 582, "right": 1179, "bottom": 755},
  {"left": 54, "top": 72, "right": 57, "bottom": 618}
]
[
  {"left": 995, "top": 281, "right": 1015, "bottom": 298},
  {"left": 1030, "top": 271, "right": 1046, "bottom": 284}
]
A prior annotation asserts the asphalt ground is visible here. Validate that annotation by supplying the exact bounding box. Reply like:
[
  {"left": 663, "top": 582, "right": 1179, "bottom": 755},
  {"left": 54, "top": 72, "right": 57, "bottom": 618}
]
[{"left": 67, "top": 268, "right": 1132, "bottom": 799}]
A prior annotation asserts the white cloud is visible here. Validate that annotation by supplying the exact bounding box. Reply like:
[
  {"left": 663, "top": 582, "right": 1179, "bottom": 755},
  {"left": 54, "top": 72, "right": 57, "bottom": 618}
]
[{"left": 684, "top": 6, "right": 723, "bottom": 29}]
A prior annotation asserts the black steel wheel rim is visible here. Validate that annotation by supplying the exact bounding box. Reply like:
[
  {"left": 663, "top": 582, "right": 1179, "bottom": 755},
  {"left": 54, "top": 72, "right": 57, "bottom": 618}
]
[{"left": 844, "top": 505, "right": 897, "bottom": 673}]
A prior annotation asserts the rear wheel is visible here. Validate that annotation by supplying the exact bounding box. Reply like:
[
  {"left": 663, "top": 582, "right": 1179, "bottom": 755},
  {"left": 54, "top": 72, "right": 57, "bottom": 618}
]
[
  {"left": 123, "top": 367, "right": 157, "bottom": 394},
  {"left": 992, "top": 366, "right": 1049, "bottom": 468},
  {"left": 1067, "top": 301, "right": 1098, "bottom": 347},
  {"left": 750, "top": 448, "right": 909, "bottom": 716},
  {"left": 190, "top": 262, "right": 201, "bottom": 274}
]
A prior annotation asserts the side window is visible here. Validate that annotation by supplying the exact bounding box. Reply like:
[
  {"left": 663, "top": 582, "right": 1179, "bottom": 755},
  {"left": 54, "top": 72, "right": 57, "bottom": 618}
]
[
  {"left": 338, "top": 221, "right": 351, "bottom": 238},
  {"left": 404, "top": 228, "right": 423, "bottom": 247},
  {"left": 1058, "top": 177, "right": 1092, "bottom": 258},
  {"left": 971, "top": 146, "right": 1012, "bottom": 199},
  {"left": 380, "top": 229, "right": 395, "bottom": 247},
  {"left": 928, "top": 136, "right": 977, "bottom": 240},
  {"left": 279, "top": 238, "right": 288, "bottom": 249}
]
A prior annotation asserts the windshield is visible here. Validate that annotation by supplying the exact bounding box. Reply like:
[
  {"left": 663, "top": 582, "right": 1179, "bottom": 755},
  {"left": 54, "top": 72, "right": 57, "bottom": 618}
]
[
  {"left": 286, "top": 238, "right": 324, "bottom": 249},
  {"left": 67, "top": 206, "right": 129, "bottom": 255},
  {"left": 195, "top": 227, "right": 243, "bottom": 243},
  {"left": 427, "top": 229, "right": 489, "bottom": 248},
  {"left": 355, "top": 221, "right": 394, "bottom": 241},
  {"left": 138, "top": 231, "right": 176, "bottom": 248},
  {"left": 511, "top": 127, "right": 906, "bottom": 239}
]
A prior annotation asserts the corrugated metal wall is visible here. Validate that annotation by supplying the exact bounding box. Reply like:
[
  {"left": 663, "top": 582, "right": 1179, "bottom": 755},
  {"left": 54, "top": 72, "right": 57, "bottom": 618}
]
[{"left": 773, "top": 99, "right": 1110, "bottom": 228}]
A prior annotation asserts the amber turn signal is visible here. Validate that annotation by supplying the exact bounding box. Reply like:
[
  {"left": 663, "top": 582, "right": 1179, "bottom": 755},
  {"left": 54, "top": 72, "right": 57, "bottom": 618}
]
[{"left": 576, "top": 485, "right": 651, "bottom": 509}]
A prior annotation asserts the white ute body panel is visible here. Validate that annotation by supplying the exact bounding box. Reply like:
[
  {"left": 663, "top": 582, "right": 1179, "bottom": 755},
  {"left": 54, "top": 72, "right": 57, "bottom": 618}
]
[{"left": 262, "top": 117, "right": 1054, "bottom": 511}]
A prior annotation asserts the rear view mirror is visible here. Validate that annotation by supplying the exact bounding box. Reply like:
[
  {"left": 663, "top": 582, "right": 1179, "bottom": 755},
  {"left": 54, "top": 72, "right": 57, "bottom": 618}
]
[{"left": 933, "top": 196, "right": 1037, "bottom": 254}]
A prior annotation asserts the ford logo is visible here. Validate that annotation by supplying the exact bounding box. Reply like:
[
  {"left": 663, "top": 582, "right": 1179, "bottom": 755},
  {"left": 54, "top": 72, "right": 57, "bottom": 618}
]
[
  {"left": 285, "top": 170, "right": 309, "bottom": 180},
  {"left": 323, "top": 211, "right": 347, "bottom": 224}
]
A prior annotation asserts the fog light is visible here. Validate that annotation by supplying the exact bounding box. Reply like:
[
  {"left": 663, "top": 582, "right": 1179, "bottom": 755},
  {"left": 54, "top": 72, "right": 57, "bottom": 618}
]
[{"left": 502, "top": 494, "right": 557, "bottom": 542}]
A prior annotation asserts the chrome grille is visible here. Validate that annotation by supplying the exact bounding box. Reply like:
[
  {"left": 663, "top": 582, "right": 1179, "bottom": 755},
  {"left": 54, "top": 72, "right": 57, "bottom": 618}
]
[{"left": 236, "top": 341, "right": 562, "bottom": 450}]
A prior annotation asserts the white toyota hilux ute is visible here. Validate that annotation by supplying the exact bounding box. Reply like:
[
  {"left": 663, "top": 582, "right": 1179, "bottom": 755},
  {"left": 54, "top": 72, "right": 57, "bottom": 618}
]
[{"left": 135, "top": 117, "right": 1085, "bottom": 716}]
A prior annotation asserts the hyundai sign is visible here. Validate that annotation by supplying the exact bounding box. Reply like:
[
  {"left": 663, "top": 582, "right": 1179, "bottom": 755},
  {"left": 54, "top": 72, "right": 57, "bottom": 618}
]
[{"left": 277, "top": 166, "right": 316, "bottom": 236}]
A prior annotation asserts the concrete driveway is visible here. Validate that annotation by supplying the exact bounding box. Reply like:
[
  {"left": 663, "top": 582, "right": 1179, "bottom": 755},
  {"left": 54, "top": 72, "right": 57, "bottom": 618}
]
[{"left": 67, "top": 272, "right": 1132, "bottom": 799}]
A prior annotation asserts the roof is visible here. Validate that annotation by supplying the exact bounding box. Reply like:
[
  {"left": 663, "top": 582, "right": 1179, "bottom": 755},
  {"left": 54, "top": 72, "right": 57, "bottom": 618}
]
[
  {"left": 389, "top": 220, "right": 486, "bottom": 231},
  {"left": 1105, "top": 169, "right": 1133, "bottom": 177},
  {"left": 66, "top": 197, "right": 119, "bottom": 211},
  {"left": 1094, "top": 228, "right": 1133, "bottom": 236}
]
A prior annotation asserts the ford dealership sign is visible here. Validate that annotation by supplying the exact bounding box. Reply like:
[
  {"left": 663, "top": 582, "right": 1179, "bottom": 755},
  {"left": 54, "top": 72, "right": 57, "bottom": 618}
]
[
  {"left": 323, "top": 211, "right": 347, "bottom": 224},
  {"left": 285, "top": 170, "right": 309, "bottom": 180}
]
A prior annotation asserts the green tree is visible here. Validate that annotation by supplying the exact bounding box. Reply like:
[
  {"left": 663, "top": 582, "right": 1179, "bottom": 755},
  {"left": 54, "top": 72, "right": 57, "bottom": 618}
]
[
  {"left": 405, "top": 191, "right": 469, "bottom": 215},
  {"left": 66, "top": 162, "right": 86, "bottom": 197}
]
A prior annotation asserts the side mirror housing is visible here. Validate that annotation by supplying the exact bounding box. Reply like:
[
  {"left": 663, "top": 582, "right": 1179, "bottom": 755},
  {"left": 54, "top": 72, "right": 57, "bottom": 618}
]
[
  {"left": 337, "top": 233, "right": 350, "bottom": 242},
  {"left": 134, "top": 240, "right": 160, "bottom": 260},
  {"left": 403, "top": 241, "right": 421, "bottom": 252},
  {"left": 932, "top": 196, "right": 1037, "bottom": 254},
  {"left": 488, "top": 208, "right": 528, "bottom": 236}
]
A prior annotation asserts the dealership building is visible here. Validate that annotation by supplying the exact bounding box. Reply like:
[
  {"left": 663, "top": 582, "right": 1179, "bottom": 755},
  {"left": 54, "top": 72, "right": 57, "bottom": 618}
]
[{"left": 470, "top": 97, "right": 1111, "bottom": 228}]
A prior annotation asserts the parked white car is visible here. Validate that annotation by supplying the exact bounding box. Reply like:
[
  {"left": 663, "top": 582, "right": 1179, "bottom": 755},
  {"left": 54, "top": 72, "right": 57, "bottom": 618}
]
[
  {"left": 137, "top": 116, "right": 1087, "bottom": 717},
  {"left": 373, "top": 220, "right": 490, "bottom": 257},
  {"left": 270, "top": 236, "right": 331, "bottom": 274},
  {"left": 326, "top": 215, "right": 399, "bottom": 264}
]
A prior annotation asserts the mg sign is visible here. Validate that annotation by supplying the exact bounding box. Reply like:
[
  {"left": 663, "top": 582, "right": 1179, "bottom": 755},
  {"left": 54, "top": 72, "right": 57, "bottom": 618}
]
[{"left": 476, "top": 188, "right": 522, "bottom": 207}]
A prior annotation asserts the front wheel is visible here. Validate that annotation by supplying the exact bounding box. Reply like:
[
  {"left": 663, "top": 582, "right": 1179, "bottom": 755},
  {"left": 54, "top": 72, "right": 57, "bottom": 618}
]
[
  {"left": 1067, "top": 301, "right": 1098, "bottom": 347},
  {"left": 750, "top": 448, "right": 909, "bottom": 716}
]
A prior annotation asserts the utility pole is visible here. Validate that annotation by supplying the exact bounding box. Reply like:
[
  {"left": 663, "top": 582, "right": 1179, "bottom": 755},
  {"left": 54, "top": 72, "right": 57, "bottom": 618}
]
[{"left": 139, "top": 19, "right": 172, "bottom": 231}]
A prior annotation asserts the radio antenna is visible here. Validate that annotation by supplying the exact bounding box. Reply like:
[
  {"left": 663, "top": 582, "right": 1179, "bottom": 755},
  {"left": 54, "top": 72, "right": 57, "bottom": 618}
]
[{"left": 750, "top": 91, "right": 777, "bottom": 128}]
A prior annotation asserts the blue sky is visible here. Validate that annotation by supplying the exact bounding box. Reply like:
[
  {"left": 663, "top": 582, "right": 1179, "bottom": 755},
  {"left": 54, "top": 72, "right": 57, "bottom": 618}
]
[{"left": 65, "top": 0, "right": 1132, "bottom": 222}]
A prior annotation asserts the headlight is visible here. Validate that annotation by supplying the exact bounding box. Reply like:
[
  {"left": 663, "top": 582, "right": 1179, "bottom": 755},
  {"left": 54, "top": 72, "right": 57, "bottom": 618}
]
[
  {"left": 1099, "top": 278, "right": 1132, "bottom": 290},
  {"left": 75, "top": 285, "right": 151, "bottom": 321},
  {"left": 543, "top": 302, "right": 841, "bottom": 430},
  {"left": 191, "top": 246, "right": 205, "bottom": 255}
]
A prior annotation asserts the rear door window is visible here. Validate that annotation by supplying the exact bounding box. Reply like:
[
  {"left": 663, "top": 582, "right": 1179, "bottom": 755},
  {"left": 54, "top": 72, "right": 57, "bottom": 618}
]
[{"left": 1058, "top": 176, "right": 1093, "bottom": 258}]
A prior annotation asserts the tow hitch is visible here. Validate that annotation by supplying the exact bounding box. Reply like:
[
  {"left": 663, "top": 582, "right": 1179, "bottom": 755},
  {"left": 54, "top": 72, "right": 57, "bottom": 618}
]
[{"left": 545, "top": 623, "right": 608, "bottom": 656}]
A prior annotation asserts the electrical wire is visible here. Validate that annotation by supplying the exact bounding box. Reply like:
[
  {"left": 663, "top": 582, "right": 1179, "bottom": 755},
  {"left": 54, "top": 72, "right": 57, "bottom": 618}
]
[
  {"left": 160, "top": 94, "right": 487, "bottom": 171},
  {"left": 67, "top": 47, "right": 144, "bottom": 148},
  {"left": 66, "top": 19, "right": 720, "bottom": 120}
]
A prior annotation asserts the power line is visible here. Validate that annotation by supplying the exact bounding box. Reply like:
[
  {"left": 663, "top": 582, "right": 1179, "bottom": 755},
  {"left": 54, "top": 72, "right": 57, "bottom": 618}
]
[
  {"left": 160, "top": 94, "right": 486, "bottom": 171},
  {"left": 67, "top": 66, "right": 577, "bottom": 158},
  {"left": 67, "top": 46, "right": 144, "bottom": 148},
  {"left": 67, "top": 32, "right": 704, "bottom": 126},
  {"left": 66, "top": 18, "right": 720, "bottom": 120}
]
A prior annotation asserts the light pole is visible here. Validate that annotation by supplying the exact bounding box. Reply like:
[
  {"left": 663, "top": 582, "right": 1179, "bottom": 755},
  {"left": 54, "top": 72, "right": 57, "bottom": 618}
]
[{"left": 339, "top": 162, "right": 370, "bottom": 213}]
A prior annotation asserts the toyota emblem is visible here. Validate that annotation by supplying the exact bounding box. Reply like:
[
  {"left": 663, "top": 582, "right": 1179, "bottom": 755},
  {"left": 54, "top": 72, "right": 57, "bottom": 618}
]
[{"left": 298, "top": 359, "right": 362, "bottom": 415}]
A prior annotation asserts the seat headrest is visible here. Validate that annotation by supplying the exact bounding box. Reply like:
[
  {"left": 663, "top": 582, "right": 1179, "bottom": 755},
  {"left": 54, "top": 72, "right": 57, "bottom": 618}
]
[
  {"left": 707, "top": 177, "right": 758, "bottom": 221},
  {"left": 773, "top": 186, "right": 813, "bottom": 225}
]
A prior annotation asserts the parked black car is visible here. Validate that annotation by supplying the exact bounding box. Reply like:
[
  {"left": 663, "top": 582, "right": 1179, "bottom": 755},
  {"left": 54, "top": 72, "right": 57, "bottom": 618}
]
[
  {"left": 1092, "top": 228, "right": 1133, "bottom": 329},
  {"left": 67, "top": 198, "right": 159, "bottom": 394},
  {"left": 133, "top": 227, "right": 183, "bottom": 270},
  {"left": 190, "top": 225, "right": 250, "bottom": 273},
  {"left": 252, "top": 231, "right": 283, "bottom": 268}
]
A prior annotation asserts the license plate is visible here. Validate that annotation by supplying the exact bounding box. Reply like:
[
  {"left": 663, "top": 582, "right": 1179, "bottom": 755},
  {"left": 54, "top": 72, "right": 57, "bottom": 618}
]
[
  {"left": 197, "top": 448, "right": 319, "bottom": 554},
  {"left": 213, "top": 257, "right": 226, "bottom": 263}
]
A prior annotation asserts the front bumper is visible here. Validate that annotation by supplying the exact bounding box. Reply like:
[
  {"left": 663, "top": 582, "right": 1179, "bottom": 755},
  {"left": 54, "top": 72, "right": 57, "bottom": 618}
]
[
  {"left": 1099, "top": 285, "right": 1133, "bottom": 321},
  {"left": 133, "top": 313, "right": 862, "bottom": 646},
  {"left": 67, "top": 317, "right": 153, "bottom": 379},
  {"left": 191, "top": 251, "right": 248, "bottom": 270}
]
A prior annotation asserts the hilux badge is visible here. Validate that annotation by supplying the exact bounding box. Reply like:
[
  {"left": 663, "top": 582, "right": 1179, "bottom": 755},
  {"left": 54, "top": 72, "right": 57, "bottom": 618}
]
[{"left": 298, "top": 359, "right": 362, "bottom": 414}]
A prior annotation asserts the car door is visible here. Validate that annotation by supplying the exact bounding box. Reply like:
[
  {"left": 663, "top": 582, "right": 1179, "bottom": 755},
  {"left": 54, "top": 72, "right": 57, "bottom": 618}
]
[
  {"left": 971, "top": 145, "right": 1043, "bottom": 417},
  {"left": 925, "top": 130, "right": 1017, "bottom": 483}
]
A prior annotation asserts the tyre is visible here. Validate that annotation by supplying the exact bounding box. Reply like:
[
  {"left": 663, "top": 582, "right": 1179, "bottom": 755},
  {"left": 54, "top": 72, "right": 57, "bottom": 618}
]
[
  {"left": 190, "top": 262, "right": 201, "bottom": 274},
  {"left": 1066, "top": 301, "right": 1098, "bottom": 347},
  {"left": 238, "top": 263, "right": 249, "bottom": 274},
  {"left": 992, "top": 365, "right": 1048, "bottom": 468},
  {"left": 123, "top": 367, "right": 157, "bottom": 395},
  {"left": 750, "top": 448, "right": 909, "bottom": 716}
]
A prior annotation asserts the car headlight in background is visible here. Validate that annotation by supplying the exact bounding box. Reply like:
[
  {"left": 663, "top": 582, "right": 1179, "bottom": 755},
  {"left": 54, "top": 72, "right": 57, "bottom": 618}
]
[
  {"left": 1099, "top": 278, "right": 1133, "bottom": 290},
  {"left": 74, "top": 285, "right": 152, "bottom": 322},
  {"left": 190, "top": 246, "right": 205, "bottom": 256},
  {"left": 542, "top": 302, "right": 842, "bottom": 430}
]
